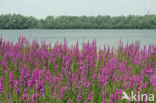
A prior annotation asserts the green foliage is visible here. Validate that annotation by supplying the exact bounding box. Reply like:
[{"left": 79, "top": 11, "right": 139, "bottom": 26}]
[{"left": 0, "top": 14, "right": 156, "bottom": 29}]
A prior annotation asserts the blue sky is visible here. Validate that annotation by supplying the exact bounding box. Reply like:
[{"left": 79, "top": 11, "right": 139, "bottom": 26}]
[{"left": 0, "top": 0, "right": 156, "bottom": 18}]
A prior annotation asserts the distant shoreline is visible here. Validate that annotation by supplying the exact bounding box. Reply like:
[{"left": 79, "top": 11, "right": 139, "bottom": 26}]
[{"left": 0, "top": 14, "right": 156, "bottom": 29}]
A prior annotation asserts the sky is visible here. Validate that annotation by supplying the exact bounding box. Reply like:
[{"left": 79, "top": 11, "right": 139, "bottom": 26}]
[{"left": 0, "top": 0, "right": 156, "bottom": 18}]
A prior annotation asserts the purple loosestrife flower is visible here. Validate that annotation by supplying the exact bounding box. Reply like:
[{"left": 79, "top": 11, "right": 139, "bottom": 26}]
[
  {"left": 51, "top": 93, "right": 56, "bottom": 99},
  {"left": 53, "top": 75, "right": 58, "bottom": 84},
  {"left": 78, "top": 92, "right": 81, "bottom": 103},
  {"left": 122, "top": 82, "right": 127, "bottom": 89},
  {"left": 144, "top": 68, "right": 155, "bottom": 78},
  {"left": 43, "top": 67, "right": 46, "bottom": 76},
  {"left": 39, "top": 70, "right": 43, "bottom": 81},
  {"left": 22, "top": 93, "right": 28, "bottom": 102},
  {"left": 0, "top": 76, "right": 4, "bottom": 92},
  {"left": 54, "top": 84, "right": 58, "bottom": 93},
  {"left": 93, "top": 71, "right": 97, "bottom": 82},
  {"left": 89, "top": 59, "right": 93, "bottom": 68},
  {"left": 112, "top": 73, "right": 116, "bottom": 81},
  {"left": 129, "top": 81, "right": 133, "bottom": 90},
  {"left": 102, "top": 99, "right": 106, "bottom": 103},
  {"left": 101, "top": 92, "right": 106, "bottom": 98},
  {"left": 72, "top": 74, "right": 78, "bottom": 85},
  {"left": 26, "top": 70, "right": 31, "bottom": 80},
  {"left": 110, "top": 93, "right": 115, "bottom": 103},
  {"left": 85, "top": 81, "right": 91, "bottom": 88},
  {"left": 84, "top": 100, "right": 87, "bottom": 103},
  {"left": 16, "top": 88, "right": 21, "bottom": 96},
  {"left": 115, "top": 89, "right": 122, "bottom": 100},
  {"left": 24, "top": 87, "right": 28, "bottom": 93},
  {"left": 67, "top": 98, "right": 71, "bottom": 103},
  {"left": 32, "top": 68, "right": 39, "bottom": 80},
  {"left": 59, "top": 74, "right": 63, "bottom": 82},
  {"left": 144, "top": 82, "right": 148, "bottom": 88},
  {"left": 63, "top": 56, "right": 67, "bottom": 65},
  {"left": 88, "top": 91, "right": 93, "bottom": 101},
  {"left": 151, "top": 75, "right": 156, "bottom": 87},
  {"left": 46, "top": 69, "right": 52, "bottom": 83},
  {"left": 20, "top": 69, "right": 25, "bottom": 85},
  {"left": 136, "top": 76, "right": 142, "bottom": 87},
  {"left": 40, "top": 86, "right": 45, "bottom": 97},
  {"left": 120, "top": 62, "right": 126, "bottom": 73},
  {"left": 39, "top": 80, "right": 44, "bottom": 97},
  {"left": 14, "top": 80, "right": 19, "bottom": 89},
  {"left": 141, "top": 84, "right": 145, "bottom": 90},
  {"left": 8, "top": 93, "right": 11, "bottom": 103},
  {"left": 59, "top": 87, "right": 64, "bottom": 100},
  {"left": 99, "top": 74, "right": 103, "bottom": 88},
  {"left": 31, "top": 93, "right": 38, "bottom": 103},
  {"left": 28, "top": 79, "right": 33, "bottom": 87},
  {"left": 65, "top": 82, "right": 69, "bottom": 92},
  {"left": 10, "top": 72, "right": 14, "bottom": 90},
  {"left": 35, "top": 80, "right": 40, "bottom": 91},
  {"left": 133, "top": 55, "right": 138, "bottom": 64},
  {"left": 53, "top": 58, "right": 57, "bottom": 68},
  {"left": 127, "top": 64, "right": 131, "bottom": 73}
]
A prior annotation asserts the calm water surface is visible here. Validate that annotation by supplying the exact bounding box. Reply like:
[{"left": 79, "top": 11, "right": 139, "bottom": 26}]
[{"left": 0, "top": 29, "right": 156, "bottom": 49}]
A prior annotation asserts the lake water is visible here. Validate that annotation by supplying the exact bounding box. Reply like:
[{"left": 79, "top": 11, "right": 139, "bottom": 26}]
[{"left": 0, "top": 29, "right": 156, "bottom": 49}]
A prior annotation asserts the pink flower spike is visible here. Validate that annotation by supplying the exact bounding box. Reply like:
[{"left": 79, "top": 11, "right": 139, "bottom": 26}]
[
  {"left": 10, "top": 72, "right": 14, "bottom": 90},
  {"left": 0, "top": 76, "right": 4, "bottom": 92},
  {"left": 151, "top": 75, "right": 156, "bottom": 87},
  {"left": 67, "top": 98, "right": 71, "bottom": 103},
  {"left": 22, "top": 93, "right": 28, "bottom": 102}
]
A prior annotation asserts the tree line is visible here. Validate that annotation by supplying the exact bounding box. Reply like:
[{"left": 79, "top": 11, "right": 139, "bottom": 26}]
[{"left": 0, "top": 14, "right": 156, "bottom": 29}]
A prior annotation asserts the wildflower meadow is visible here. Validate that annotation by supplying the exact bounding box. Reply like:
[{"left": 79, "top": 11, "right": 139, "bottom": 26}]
[{"left": 0, "top": 37, "right": 156, "bottom": 103}]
